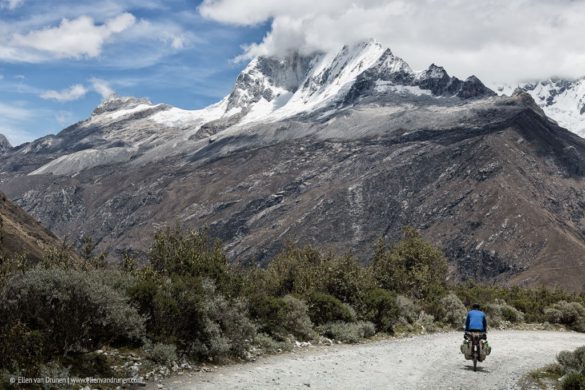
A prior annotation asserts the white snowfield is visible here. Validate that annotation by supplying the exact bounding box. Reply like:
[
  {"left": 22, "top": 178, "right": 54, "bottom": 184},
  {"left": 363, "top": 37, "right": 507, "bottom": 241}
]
[{"left": 153, "top": 331, "right": 585, "bottom": 390}]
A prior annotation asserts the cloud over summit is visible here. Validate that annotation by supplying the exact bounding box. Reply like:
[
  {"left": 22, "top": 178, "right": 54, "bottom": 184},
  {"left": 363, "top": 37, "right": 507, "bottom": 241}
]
[{"left": 200, "top": 0, "right": 585, "bottom": 84}]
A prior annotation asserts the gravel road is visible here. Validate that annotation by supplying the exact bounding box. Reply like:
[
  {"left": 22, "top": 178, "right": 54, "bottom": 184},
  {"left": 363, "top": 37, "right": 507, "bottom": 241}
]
[{"left": 153, "top": 330, "right": 585, "bottom": 390}]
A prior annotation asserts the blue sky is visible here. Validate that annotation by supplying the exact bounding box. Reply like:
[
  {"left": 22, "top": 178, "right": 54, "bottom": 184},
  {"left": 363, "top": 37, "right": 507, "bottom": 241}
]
[{"left": 0, "top": 0, "right": 269, "bottom": 145}]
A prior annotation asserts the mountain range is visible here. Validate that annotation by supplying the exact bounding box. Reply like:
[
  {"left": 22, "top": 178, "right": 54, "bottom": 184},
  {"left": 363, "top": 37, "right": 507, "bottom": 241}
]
[{"left": 2, "top": 40, "right": 585, "bottom": 290}]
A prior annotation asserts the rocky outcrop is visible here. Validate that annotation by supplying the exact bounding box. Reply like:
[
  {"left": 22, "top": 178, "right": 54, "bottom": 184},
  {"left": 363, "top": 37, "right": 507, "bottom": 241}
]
[{"left": 0, "top": 134, "right": 11, "bottom": 154}]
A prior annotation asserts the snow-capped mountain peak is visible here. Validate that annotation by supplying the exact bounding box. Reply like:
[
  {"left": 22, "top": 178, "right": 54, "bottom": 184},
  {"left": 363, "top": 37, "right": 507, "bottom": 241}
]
[
  {"left": 417, "top": 64, "right": 449, "bottom": 80},
  {"left": 225, "top": 53, "right": 317, "bottom": 115},
  {"left": 499, "top": 77, "right": 585, "bottom": 137},
  {"left": 24, "top": 39, "right": 495, "bottom": 176},
  {"left": 375, "top": 48, "right": 414, "bottom": 75},
  {"left": 92, "top": 95, "right": 155, "bottom": 116}
]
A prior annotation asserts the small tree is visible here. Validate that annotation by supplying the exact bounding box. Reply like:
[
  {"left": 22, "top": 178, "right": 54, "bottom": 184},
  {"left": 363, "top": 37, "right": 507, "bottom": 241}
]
[
  {"left": 371, "top": 227, "right": 448, "bottom": 299},
  {"left": 149, "top": 226, "right": 238, "bottom": 296}
]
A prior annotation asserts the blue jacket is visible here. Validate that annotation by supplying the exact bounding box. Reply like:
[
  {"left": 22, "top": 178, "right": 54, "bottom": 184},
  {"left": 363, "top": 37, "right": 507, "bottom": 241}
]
[{"left": 465, "top": 309, "right": 487, "bottom": 332}]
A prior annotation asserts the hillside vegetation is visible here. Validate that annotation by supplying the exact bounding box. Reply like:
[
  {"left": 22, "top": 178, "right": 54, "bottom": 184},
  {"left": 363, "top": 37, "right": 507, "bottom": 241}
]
[{"left": 1, "top": 226, "right": 585, "bottom": 387}]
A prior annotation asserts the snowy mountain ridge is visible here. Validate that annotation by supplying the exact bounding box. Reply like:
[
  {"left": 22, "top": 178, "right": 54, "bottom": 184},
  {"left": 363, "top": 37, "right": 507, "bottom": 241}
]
[
  {"left": 496, "top": 78, "right": 585, "bottom": 137},
  {"left": 13, "top": 39, "right": 495, "bottom": 176}
]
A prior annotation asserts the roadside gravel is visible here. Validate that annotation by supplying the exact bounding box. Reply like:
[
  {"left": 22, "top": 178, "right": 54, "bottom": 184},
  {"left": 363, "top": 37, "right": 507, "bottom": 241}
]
[{"left": 150, "top": 330, "right": 585, "bottom": 390}]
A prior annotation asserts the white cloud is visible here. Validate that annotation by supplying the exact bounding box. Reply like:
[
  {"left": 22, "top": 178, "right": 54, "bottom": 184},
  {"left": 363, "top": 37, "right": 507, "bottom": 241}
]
[
  {"left": 90, "top": 78, "right": 115, "bottom": 98},
  {"left": 9, "top": 13, "right": 135, "bottom": 60},
  {"left": 0, "top": 0, "right": 24, "bottom": 10},
  {"left": 40, "top": 84, "right": 87, "bottom": 102},
  {"left": 0, "top": 10, "right": 192, "bottom": 66},
  {"left": 200, "top": 0, "right": 585, "bottom": 84}
]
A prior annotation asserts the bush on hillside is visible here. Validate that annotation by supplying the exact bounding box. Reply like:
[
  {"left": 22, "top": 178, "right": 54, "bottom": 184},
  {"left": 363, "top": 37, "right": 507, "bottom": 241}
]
[
  {"left": 370, "top": 227, "right": 448, "bottom": 299},
  {"left": 362, "top": 288, "right": 400, "bottom": 333},
  {"left": 249, "top": 246, "right": 375, "bottom": 307},
  {"left": 248, "top": 295, "right": 288, "bottom": 338},
  {"left": 280, "top": 295, "right": 316, "bottom": 340},
  {"left": 320, "top": 254, "right": 375, "bottom": 307},
  {"left": 396, "top": 295, "right": 420, "bottom": 325},
  {"left": 306, "top": 292, "right": 356, "bottom": 326},
  {"left": 0, "top": 321, "right": 45, "bottom": 374},
  {"left": 251, "top": 245, "right": 326, "bottom": 297},
  {"left": 485, "top": 299, "right": 525, "bottom": 325},
  {"left": 561, "top": 372, "right": 585, "bottom": 390},
  {"left": 318, "top": 321, "right": 376, "bottom": 343},
  {"left": 545, "top": 301, "right": 585, "bottom": 332},
  {"left": 129, "top": 273, "right": 254, "bottom": 361},
  {"left": 0, "top": 267, "right": 145, "bottom": 357},
  {"left": 454, "top": 283, "right": 583, "bottom": 324},
  {"left": 148, "top": 227, "right": 240, "bottom": 296},
  {"left": 436, "top": 293, "right": 467, "bottom": 328},
  {"left": 253, "top": 333, "right": 294, "bottom": 354},
  {"left": 146, "top": 342, "right": 178, "bottom": 365},
  {"left": 248, "top": 294, "right": 314, "bottom": 341},
  {"left": 556, "top": 347, "right": 585, "bottom": 390}
]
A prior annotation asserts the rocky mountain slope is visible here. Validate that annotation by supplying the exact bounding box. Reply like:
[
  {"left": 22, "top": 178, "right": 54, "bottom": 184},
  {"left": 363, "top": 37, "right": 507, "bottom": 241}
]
[
  {"left": 0, "top": 191, "right": 64, "bottom": 262},
  {"left": 1, "top": 40, "right": 585, "bottom": 290}
]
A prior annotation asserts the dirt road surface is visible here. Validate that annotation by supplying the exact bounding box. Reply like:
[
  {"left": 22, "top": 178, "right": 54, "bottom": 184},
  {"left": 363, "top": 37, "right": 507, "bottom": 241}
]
[{"left": 152, "top": 330, "right": 585, "bottom": 389}]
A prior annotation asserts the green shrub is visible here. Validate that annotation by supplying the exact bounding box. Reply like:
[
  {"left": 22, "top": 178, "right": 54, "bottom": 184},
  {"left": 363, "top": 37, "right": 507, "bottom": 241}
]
[
  {"left": 414, "top": 311, "right": 437, "bottom": 332},
  {"left": 248, "top": 294, "right": 288, "bottom": 338},
  {"left": 280, "top": 295, "right": 316, "bottom": 341},
  {"left": 0, "top": 321, "right": 45, "bottom": 373},
  {"left": 306, "top": 292, "right": 356, "bottom": 326},
  {"left": 0, "top": 267, "right": 145, "bottom": 357},
  {"left": 561, "top": 372, "right": 585, "bottom": 390},
  {"left": 370, "top": 227, "right": 448, "bottom": 299},
  {"left": 558, "top": 350, "right": 582, "bottom": 372},
  {"left": 200, "top": 280, "right": 256, "bottom": 359},
  {"left": 318, "top": 321, "right": 375, "bottom": 343},
  {"left": 149, "top": 227, "right": 239, "bottom": 296},
  {"left": 454, "top": 283, "right": 582, "bottom": 323},
  {"left": 250, "top": 246, "right": 374, "bottom": 307},
  {"left": 253, "top": 333, "right": 293, "bottom": 353},
  {"left": 436, "top": 293, "right": 467, "bottom": 328},
  {"left": 90, "top": 269, "right": 138, "bottom": 294},
  {"left": 147, "top": 343, "right": 178, "bottom": 365},
  {"left": 396, "top": 295, "right": 419, "bottom": 325},
  {"left": 320, "top": 255, "right": 375, "bottom": 307},
  {"left": 248, "top": 295, "right": 315, "bottom": 341},
  {"left": 486, "top": 299, "right": 525, "bottom": 325},
  {"left": 556, "top": 346, "right": 585, "bottom": 390},
  {"left": 362, "top": 289, "right": 399, "bottom": 333},
  {"left": 129, "top": 274, "right": 254, "bottom": 361},
  {"left": 545, "top": 301, "right": 585, "bottom": 332},
  {"left": 259, "top": 245, "right": 326, "bottom": 296}
]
